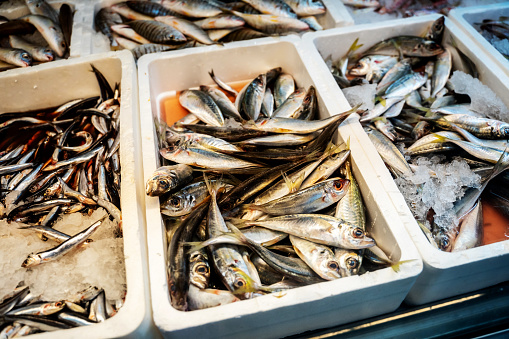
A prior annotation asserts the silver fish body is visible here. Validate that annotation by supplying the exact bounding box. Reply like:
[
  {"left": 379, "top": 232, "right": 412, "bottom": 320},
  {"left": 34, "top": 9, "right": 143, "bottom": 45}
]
[
  {"left": 290, "top": 235, "right": 340, "bottom": 280},
  {"left": 241, "top": 73, "right": 266, "bottom": 121},
  {"left": 0, "top": 47, "right": 32, "bottom": 67},
  {"left": 20, "top": 15, "right": 66, "bottom": 57},
  {"left": 180, "top": 89, "right": 224, "bottom": 126},
  {"left": 452, "top": 201, "right": 483, "bottom": 252},
  {"left": 155, "top": 16, "right": 215, "bottom": 45},
  {"left": 146, "top": 164, "right": 194, "bottom": 196},
  {"left": 8, "top": 35, "right": 53, "bottom": 62},
  {"left": 431, "top": 48, "right": 452, "bottom": 98}
]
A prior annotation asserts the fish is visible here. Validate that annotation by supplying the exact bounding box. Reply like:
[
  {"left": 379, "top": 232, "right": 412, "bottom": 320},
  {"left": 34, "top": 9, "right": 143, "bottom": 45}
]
[
  {"left": 241, "top": 0, "right": 297, "bottom": 18},
  {"left": 25, "top": 0, "right": 59, "bottom": 24},
  {"left": 274, "top": 73, "right": 295, "bottom": 108},
  {"left": 155, "top": 16, "right": 216, "bottom": 45},
  {"left": 128, "top": 20, "right": 187, "bottom": 44},
  {"left": 199, "top": 85, "right": 243, "bottom": 121},
  {"left": 406, "top": 131, "right": 461, "bottom": 155},
  {"left": 363, "top": 36, "right": 444, "bottom": 57},
  {"left": 246, "top": 178, "right": 350, "bottom": 215},
  {"left": 187, "top": 285, "right": 239, "bottom": 310},
  {"left": 285, "top": 0, "right": 326, "bottom": 16},
  {"left": 237, "top": 132, "right": 319, "bottom": 147},
  {"left": 168, "top": 131, "right": 243, "bottom": 153},
  {"left": 145, "top": 164, "right": 194, "bottom": 196},
  {"left": 20, "top": 15, "right": 66, "bottom": 57},
  {"left": 208, "top": 69, "right": 238, "bottom": 97},
  {"left": 383, "top": 72, "right": 427, "bottom": 99},
  {"left": 188, "top": 248, "right": 210, "bottom": 289},
  {"left": 0, "top": 47, "right": 32, "bottom": 67},
  {"left": 219, "top": 27, "right": 268, "bottom": 42},
  {"left": 376, "top": 58, "right": 414, "bottom": 96},
  {"left": 335, "top": 160, "right": 366, "bottom": 230},
  {"left": 300, "top": 149, "right": 350, "bottom": 188},
  {"left": 94, "top": 8, "right": 122, "bottom": 45},
  {"left": 22, "top": 216, "right": 107, "bottom": 268},
  {"left": 299, "top": 16, "right": 323, "bottom": 31},
  {"left": 451, "top": 201, "right": 483, "bottom": 251},
  {"left": 194, "top": 14, "right": 245, "bottom": 29},
  {"left": 6, "top": 301, "right": 65, "bottom": 316},
  {"left": 179, "top": 89, "right": 224, "bottom": 126},
  {"left": 241, "top": 73, "right": 266, "bottom": 121},
  {"left": 8, "top": 35, "right": 54, "bottom": 62},
  {"left": 110, "top": 24, "right": 151, "bottom": 44},
  {"left": 161, "top": 0, "right": 222, "bottom": 18},
  {"left": 111, "top": 3, "right": 154, "bottom": 21},
  {"left": 431, "top": 48, "right": 452, "bottom": 98},
  {"left": 333, "top": 248, "right": 362, "bottom": 277},
  {"left": 230, "top": 213, "right": 374, "bottom": 248},
  {"left": 126, "top": 0, "right": 181, "bottom": 17},
  {"left": 222, "top": 9, "right": 309, "bottom": 34},
  {"left": 290, "top": 235, "right": 340, "bottom": 280}
]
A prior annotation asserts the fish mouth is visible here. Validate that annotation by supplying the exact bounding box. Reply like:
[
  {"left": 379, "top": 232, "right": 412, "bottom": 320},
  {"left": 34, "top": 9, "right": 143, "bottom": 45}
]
[{"left": 358, "top": 237, "right": 376, "bottom": 248}]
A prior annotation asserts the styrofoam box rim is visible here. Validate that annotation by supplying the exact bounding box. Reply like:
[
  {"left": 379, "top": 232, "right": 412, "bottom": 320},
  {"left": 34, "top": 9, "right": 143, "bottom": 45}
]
[
  {"left": 75, "top": 0, "right": 353, "bottom": 57},
  {"left": 0, "top": 50, "right": 155, "bottom": 338},
  {"left": 301, "top": 15, "right": 509, "bottom": 303},
  {"left": 449, "top": 3, "right": 509, "bottom": 75},
  {"left": 138, "top": 35, "right": 422, "bottom": 338}
]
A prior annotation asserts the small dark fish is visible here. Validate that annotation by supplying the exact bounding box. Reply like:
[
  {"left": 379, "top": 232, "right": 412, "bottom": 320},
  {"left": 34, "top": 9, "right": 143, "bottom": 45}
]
[
  {"left": 126, "top": 1, "right": 182, "bottom": 17},
  {"left": 94, "top": 8, "right": 122, "bottom": 45},
  {"left": 219, "top": 27, "right": 268, "bottom": 42},
  {"left": 59, "top": 3, "right": 74, "bottom": 55},
  {"left": 427, "top": 16, "right": 445, "bottom": 42}
]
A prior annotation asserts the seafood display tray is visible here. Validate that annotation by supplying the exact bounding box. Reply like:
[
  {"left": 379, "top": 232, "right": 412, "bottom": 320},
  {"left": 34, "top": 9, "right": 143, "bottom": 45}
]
[
  {"left": 0, "top": 51, "right": 155, "bottom": 338},
  {"left": 302, "top": 15, "right": 509, "bottom": 305},
  {"left": 449, "top": 3, "right": 509, "bottom": 76},
  {"left": 74, "top": 0, "right": 353, "bottom": 57},
  {"left": 138, "top": 36, "right": 422, "bottom": 339},
  {"left": 0, "top": 0, "right": 88, "bottom": 61}
]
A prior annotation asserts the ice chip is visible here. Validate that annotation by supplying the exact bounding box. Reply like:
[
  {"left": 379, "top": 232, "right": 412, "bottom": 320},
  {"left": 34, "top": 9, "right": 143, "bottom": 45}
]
[{"left": 342, "top": 84, "right": 377, "bottom": 111}]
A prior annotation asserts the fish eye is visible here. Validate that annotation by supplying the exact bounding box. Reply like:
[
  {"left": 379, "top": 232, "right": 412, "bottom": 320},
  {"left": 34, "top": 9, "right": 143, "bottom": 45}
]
[
  {"left": 416, "top": 43, "right": 423, "bottom": 49},
  {"left": 22, "top": 53, "right": 29, "bottom": 59},
  {"left": 333, "top": 180, "right": 344, "bottom": 190},
  {"left": 170, "top": 197, "right": 180, "bottom": 207},
  {"left": 195, "top": 265, "right": 209, "bottom": 274},
  {"left": 327, "top": 261, "right": 339, "bottom": 270},
  {"left": 61, "top": 42, "right": 66, "bottom": 48},
  {"left": 352, "top": 228, "right": 364, "bottom": 238},
  {"left": 347, "top": 257, "right": 359, "bottom": 268},
  {"left": 159, "top": 179, "right": 168, "bottom": 188},
  {"left": 234, "top": 278, "right": 246, "bottom": 288},
  {"left": 169, "top": 283, "right": 176, "bottom": 292}
]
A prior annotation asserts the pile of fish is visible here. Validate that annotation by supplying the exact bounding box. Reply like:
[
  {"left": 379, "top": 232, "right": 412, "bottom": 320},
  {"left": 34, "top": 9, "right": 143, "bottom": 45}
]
[
  {"left": 0, "top": 65, "right": 123, "bottom": 334},
  {"left": 341, "top": 0, "right": 458, "bottom": 16},
  {"left": 95, "top": 0, "right": 326, "bottom": 60},
  {"left": 0, "top": 0, "right": 73, "bottom": 70},
  {"left": 475, "top": 16, "right": 509, "bottom": 60},
  {"left": 145, "top": 67, "right": 401, "bottom": 311},
  {"left": 327, "top": 16, "right": 509, "bottom": 252}
]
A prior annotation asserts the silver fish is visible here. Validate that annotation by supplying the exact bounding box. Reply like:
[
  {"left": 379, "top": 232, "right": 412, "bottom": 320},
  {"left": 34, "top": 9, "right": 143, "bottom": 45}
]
[
  {"left": 274, "top": 73, "right": 295, "bottom": 108},
  {"left": 145, "top": 164, "right": 194, "bottom": 196},
  {"left": 451, "top": 201, "right": 483, "bottom": 252},
  {"left": 431, "top": 48, "right": 452, "bottom": 98},
  {"left": 8, "top": 35, "right": 53, "bottom": 62},
  {"left": 22, "top": 216, "right": 106, "bottom": 267},
  {"left": 0, "top": 48, "right": 32, "bottom": 67},
  {"left": 241, "top": 73, "right": 266, "bottom": 121},
  {"left": 290, "top": 235, "right": 340, "bottom": 280},
  {"left": 155, "top": 16, "right": 216, "bottom": 45},
  {"left": 20, "top": 15, "right": 66, "bottom": 57},
  {"left": 180, "top": 89, "right": 224, "bottom": 126},
  {"left": 161, "top": 0, "right": 222, "bottom": 18},
  {"left": 333, "top": 248, "right": 362, "bottom": 277}
]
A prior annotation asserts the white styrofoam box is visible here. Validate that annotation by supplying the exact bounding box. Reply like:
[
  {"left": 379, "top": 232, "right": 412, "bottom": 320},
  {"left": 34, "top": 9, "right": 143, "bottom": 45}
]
[
  {"left": 78, "top": 0, "right": 353, "bottom": 56},
  {"left": 449, "top": 3, "right": 509, "bottom": 76},
  {"left": 138, "top": 36, "right": 422, "bottom": 338},
  {"left": 302, "top": 15, "right": 509, "bottom": 305},
  {"left": 0, "top": 0, "right": 88, "bottom": 60},
  {"left": 0, "top": 51, "right": 157, "bottom": 338}
]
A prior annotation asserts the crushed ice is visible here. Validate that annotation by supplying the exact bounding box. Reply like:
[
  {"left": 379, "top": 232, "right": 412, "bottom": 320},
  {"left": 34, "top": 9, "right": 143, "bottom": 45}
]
[
  {"left": 342, "top": 84, "right": 377, "bottom": 111},
  {"left": 449, "top": 70, "right": 509, "bottom": 122},
  {"left": 0, "top": 208, "right": 126, "bottom": 301},
  {"left": 395, "top": 155, "right": 481, "bottom": 229}
]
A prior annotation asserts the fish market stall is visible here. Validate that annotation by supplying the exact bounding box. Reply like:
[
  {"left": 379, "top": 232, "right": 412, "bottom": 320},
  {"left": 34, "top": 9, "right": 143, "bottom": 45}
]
[
  {"left": 0, "top": 50, "right": 155, "bottom": 338},
  {"left": 138, "top": 36, "right": 422, "bottom": 339},
  {"left": 75, "top": 0, "right": 353, "bottom": 58},
  {"left": 449, "top": 3, "right": 509, "bottom": 76},
  {"left": 302, "top": 15, "right": 509, "bottom": 305}
]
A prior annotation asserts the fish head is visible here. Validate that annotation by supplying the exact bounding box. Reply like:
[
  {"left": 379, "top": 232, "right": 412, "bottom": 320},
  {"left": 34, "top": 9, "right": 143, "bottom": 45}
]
[
  {"left": 343, "top": 224, "right": 376, "bottom": 249},
  {"left": 349, "top": 60, "right": 369, "bottom": 76},
  {"left": 22, "top": 254, "right": 42, "bottom": 268},
  {"left": 146, "top": 174, "right": 174, "bottom": 196},
  {"left": 414, "top": 40, "right": 444, "bottom": 57},
  {"left": 335, "top": 249, "right": 362, "bottom": 277},
  {"left": 168, "top": 278, "right": 188, "bottom": 311},
  {"left": 317, "top": 253, "right": 341, "bottom": 280},
  {"left": 161, "top": 195, "right": 190, "bottom": 216},
  {"left": 42, "top": 48, "right": 55, "bottom": 62},
  {"left": 189, "top": 251, "right": 210, "bottom": 289},
  {"left": 434, "top": 231, "right": 454, "bottom": 252},
  {"left": 327, "top": 178, "right": 350, "bottom": 201},
  {"left": 18, "top": 51, "right": 32, "bottom": 67}
]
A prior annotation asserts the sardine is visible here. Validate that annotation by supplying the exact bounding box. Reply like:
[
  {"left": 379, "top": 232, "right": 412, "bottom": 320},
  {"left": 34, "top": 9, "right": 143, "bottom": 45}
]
[
  {"left": 20, "top": 15, "right": 66, "bottom": 57},
  {"left": 145, "top": 164, "right": 193, "bottom": 196},
  {"left": 180, "top": 89, "right": 224, "bottom": 126},
  {"left": 241, "top": 73, "right": 266, "bottom": 121}
]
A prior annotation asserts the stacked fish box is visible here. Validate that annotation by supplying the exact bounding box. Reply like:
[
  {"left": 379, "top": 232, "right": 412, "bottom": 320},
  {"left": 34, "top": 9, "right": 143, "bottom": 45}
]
[
  {"left": 0, "top": 0, "right": 87, "bottom": 65},
  {"left": 0, "top": 51, "right": 155, "bottom": 338},
  {"left": 302, "top": 15, "right": 509, "bottom": 305},
  {"left": 138, "top": 36, "right": 422, "bottom": 338},
  {"left": 75, "top": 0, "right": 353, "bottom": 57},
  {"left": 449, "top": 3, "right": 509, "bottom": 76}
]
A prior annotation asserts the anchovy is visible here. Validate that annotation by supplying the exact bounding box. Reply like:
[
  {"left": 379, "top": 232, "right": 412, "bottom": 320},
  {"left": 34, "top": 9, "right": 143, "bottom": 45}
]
[{"left": 22, "top": 216, "right": 107, "bottom": 268}]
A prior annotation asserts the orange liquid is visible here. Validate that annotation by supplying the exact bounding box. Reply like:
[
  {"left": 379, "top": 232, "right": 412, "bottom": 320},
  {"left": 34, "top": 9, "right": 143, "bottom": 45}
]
[
  {"left": 482, "top": 200, "right": 509, "bottom": 245},
  {"left": 157, "top": 80, "right": 250, "bottom": 126}
]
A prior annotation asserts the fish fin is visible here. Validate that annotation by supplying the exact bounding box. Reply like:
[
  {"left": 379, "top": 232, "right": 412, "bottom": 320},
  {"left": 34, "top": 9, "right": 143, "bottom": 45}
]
[
  {"left": 282, "top": 171, "right": 304, "bottom": 193},
  {"left": 484, "top": 148, "right": 509, "bottom": 183},
  {"left": 90, "top": 64, "right": 114, "bottom": 101},
  {"left": 223, "top": 217, "right": 250, "bottom": 229},
  {"left": 391, "top": 259, "right": 418, "bottom": 273},
  {"left": 402, "top": 111, "right": 426, "bottom": 124},
  {"left": 372, "top": 116, "right": 388, "bottom": 123},
  {"left": 375, "top": 96, "right": 387, "bottom": 107},
  {"left": 185, "top": 241, "right": 206, "bottom": 254},
  {"left": 429, "top": 133, "right": 448, "bottom": 143}
]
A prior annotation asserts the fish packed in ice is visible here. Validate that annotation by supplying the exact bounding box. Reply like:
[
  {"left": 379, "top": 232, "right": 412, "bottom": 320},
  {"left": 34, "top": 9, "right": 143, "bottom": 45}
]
[
  {"left": 94, "top": 0, "right": 327, "bottom": 60},
  {"left": 0, "top": 64, "right": 125, "bottom": 335},
  {"left": 326, "top": 16, "right": 509, "bottom": 252},
  {"left": 0, "top": 0, "right": 73, "bottom": 70},
  {"left": 146, "top": 67, "right": 404, "bottom": 312}
]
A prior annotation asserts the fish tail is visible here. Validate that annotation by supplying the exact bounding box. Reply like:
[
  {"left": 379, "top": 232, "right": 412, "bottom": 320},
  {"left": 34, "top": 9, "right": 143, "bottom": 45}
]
[
  {"left": 282, "top": 171, "right": 304, "bottom": 193},
  {"left": 390, "top": 259, "right": 417, "bottom": 273},
  {"left": 487, "top": 148, "right": 509, "bottom": 181},
  {"left": 376, "top": 96, "right": 387, "bottom": 107},
  {"left": 224, "top": 217, "right": 250, "bottom": 229},
  {"left": 430, "top": 133, "right": 448, "bottom": 143},
  {"left": 226, "top": 223, "right": 249, "bottom": 244},
  {"left": 403, "top": 111, "right": 427, "bottom": 124}
]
